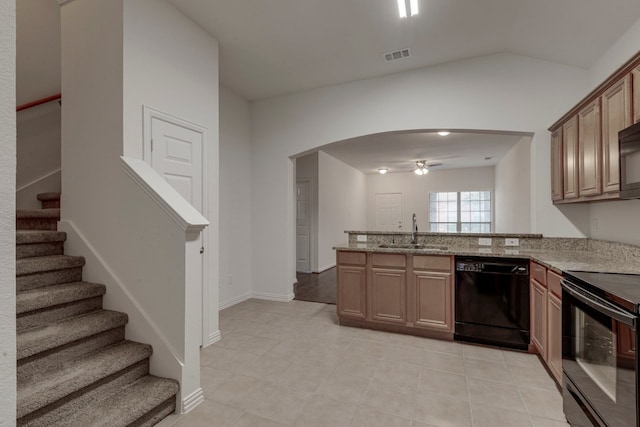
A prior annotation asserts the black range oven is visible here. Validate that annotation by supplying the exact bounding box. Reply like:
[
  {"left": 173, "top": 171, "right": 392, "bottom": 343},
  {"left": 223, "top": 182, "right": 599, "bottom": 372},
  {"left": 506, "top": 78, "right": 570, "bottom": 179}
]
[{"left": 562, "top": 271, "right": 639, "bottom": 427}]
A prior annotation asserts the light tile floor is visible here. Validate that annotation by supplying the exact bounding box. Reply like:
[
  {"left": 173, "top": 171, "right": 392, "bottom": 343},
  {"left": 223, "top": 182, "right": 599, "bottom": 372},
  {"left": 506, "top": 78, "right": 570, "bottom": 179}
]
[{"left": 165, "top": 299, "right": 571, "bottom": 427}]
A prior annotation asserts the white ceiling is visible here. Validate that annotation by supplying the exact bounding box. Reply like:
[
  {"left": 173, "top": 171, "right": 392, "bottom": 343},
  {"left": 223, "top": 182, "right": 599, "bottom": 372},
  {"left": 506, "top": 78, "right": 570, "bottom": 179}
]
[
  {"left": 169, "top": 0, "right": 640, "bottom": 101},
  {"left": 319, "top": 130, "right": 531, "bottom": 174}
]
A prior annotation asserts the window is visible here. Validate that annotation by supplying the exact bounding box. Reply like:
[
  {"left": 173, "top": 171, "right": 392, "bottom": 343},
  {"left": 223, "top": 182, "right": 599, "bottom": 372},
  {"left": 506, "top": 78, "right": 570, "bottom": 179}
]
[{"left": 429, "top": 191, "right": 492, "bottom": 233}]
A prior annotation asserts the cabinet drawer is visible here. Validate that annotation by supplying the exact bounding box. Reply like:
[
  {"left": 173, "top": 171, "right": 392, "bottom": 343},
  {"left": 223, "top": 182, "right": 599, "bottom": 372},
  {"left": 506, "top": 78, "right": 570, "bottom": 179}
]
[
  {"left": 372, "top": 253, "right": 406, "bottom": 268},
  {"left": 337, "top": 251, "right": 366, "bottom": 266},
  {"left": 531, "top": 262, "right": 547, "bottom": 286},
  {"left": 413, "top": 255, "right": 451, "bottom": 271},
  {"left": 547, "top": 270, "right": 562, "bottom": 298}
]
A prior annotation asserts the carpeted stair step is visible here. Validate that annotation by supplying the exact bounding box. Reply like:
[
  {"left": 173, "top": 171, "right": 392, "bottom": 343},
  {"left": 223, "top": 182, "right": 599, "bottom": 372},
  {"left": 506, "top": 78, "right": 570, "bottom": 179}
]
[
  {"left": 16, "top": 255, "right": 85, "bottom": 291},
  {"left": 17, "top": 340, "right": 152, "bottom": 422},
  {"left": 17, "top": 310, "right": 128, "bottom": 362},
  {"left": 16, "top": 208, "right": 60, "bottom": 231},
  {"left": 37, "top": 375, "right": 179, "bottom": 427},
  {"left": 16, "top": 230, "right": 66, "bottom": 259},
  {"left": 17, "top": 282, "right": 106, "bottom": 331},
  {"left": 37, "top": 192, "right": 61, "bottom": 209}
]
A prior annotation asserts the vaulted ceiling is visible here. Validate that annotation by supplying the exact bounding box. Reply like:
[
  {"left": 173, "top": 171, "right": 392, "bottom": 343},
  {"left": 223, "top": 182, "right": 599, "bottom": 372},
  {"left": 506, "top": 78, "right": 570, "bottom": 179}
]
[{"left": 169, "top": 0, "right": 640, "bottom": 101}]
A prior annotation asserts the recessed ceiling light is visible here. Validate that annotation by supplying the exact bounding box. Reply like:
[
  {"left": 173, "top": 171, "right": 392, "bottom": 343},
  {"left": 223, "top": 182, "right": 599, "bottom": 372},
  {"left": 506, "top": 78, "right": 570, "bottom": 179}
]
[
  {"left": 437, "top": 131, "right": 450, "bottom": 136},
  {"left": 378, "top": 168, "right": 389, "bottom": 174}
]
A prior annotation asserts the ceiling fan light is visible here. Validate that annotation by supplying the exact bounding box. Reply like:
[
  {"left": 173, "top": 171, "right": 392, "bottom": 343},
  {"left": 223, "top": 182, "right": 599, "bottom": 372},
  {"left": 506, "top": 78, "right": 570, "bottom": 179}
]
[
  {"left": 414, "top": 168, "right": 423, "bottom": 175},
  {"left": 438, "top": 131, "right": 450, "bottom": 136},
  {"left": 378, "top": 168, "right": 389, "bottom": 174}
]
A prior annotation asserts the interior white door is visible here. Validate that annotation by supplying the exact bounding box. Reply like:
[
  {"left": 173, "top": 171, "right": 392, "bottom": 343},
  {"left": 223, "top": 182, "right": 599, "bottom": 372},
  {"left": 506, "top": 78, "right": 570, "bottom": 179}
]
[
  {"left": 150, "top": 117, "right": 203, "bottom": 211},
  {"left": 149, "top": 114, "right": 207, "bottom": 345},
  {"left": 375, "top": 193, "right": 403, "bottom": 231},
  {"left": 296, "top": 179, "right": 311, "bottom": 273}
]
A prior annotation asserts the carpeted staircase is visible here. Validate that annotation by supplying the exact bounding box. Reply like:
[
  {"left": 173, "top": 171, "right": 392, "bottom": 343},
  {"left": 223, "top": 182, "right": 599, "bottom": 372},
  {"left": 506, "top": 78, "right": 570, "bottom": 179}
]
[{"left": 16, "top": 192, "right": 179, "bottom": 426}]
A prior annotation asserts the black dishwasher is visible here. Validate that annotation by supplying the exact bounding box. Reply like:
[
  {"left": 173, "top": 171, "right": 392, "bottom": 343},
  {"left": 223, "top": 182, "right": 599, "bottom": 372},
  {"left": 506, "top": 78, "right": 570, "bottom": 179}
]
[{"left": 455, "top": 257, "right": 530, "bottom": 350}]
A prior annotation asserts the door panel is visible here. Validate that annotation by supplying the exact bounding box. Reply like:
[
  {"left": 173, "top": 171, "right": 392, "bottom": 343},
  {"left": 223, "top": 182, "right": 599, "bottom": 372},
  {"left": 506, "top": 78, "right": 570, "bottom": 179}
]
[
  {"left": 578, "top": 99, "right": 602, "bottom": 196},
  {"left": 151, "top": 117, "right": 203, "bottom": 211},
  {"left": 370, "top": 268, "right": 406, "bottom": 324},
  {"left": 375, "top": 193, "right": 403, "bottom": 231},
  {"left": 337, "top": 266, "right": 366, "bottom": 319},
  {"left": 415, "top": 272, "right": 452, "bottom": 331},
  {"left": 601, "top": 76, "right": 632, "bottom": 193},
  {"left": 563, "top": 116, "right": 579, "bottom": 199},
  {"left": 296, "top": 179, "right": 312, "bottom": 272}
]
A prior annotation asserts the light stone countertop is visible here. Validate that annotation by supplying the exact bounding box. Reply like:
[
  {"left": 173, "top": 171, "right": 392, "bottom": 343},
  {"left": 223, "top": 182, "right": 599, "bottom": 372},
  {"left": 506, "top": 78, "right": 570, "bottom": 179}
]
[{"left": 333, "top": 243, "right": 640, "bottom": 275}]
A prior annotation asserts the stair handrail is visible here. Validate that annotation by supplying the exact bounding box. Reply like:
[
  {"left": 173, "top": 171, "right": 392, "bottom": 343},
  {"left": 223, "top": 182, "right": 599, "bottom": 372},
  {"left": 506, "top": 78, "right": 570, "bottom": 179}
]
[{"left": 16, "top": 93, "right": 62, "bottom": 112}]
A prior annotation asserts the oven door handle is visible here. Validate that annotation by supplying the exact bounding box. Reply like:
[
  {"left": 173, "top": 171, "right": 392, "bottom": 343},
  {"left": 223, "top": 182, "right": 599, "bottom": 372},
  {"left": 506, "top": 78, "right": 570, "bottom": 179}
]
[{"left": 562, "top": 280, "right": 637, "bottom": 328}]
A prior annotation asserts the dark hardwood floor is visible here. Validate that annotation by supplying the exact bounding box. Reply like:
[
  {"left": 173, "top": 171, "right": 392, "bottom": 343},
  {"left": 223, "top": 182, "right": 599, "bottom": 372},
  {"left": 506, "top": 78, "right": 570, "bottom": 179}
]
[{"left": 294, "top": 267, "right": 336, "bottom": 305}]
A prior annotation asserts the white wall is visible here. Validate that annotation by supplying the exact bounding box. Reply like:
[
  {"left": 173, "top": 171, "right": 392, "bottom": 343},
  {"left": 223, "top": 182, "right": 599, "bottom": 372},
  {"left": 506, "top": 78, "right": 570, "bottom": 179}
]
[
  {"left": 295, "top": 152, "right": 319, "bottom": 272},
  {"left": 587, "top": 16, "right": 640, "bottom": 245},
  {"left": 317, "top": 151, "right": 367, "bottom": 271},
  {"left": 61, "top": 0, "right": 218, "bottom": 410},
  {"left": 494, "top": 137, "right": 531, "bottom": 233},
  {"left": 0, "top": 0, "right": 17, "bottom": 422},
  {"left": 367, "top": 167, "right": 495, "bottom": 233},
  {"left": 250, "top": 53, "right": 591, "bottom": 300},
  {"left": 122, "top": 0, "right": 220, "bottom": 344},
  {"left": 219, "top": 86, "right": 252, "bottom": 308},
  {"left": 16, "top": 0, "right": 61, "bottom": 209}
]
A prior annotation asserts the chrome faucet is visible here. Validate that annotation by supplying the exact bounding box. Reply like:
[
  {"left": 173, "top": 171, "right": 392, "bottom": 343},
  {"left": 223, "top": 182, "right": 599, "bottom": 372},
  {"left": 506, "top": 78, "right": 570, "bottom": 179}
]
[{"left": 411, "top": 213, "right": 418, "bottom": 244}]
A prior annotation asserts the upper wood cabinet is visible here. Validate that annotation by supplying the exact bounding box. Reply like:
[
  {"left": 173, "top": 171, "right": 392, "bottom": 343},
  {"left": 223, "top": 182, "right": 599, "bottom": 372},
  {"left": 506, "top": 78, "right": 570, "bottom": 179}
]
[
  {"left": 578, "top": 99, "right": 602, "bottom": 197},
  {"left": 633, "top": 64, "right": 640, "bottom": 124},
  {"left": 601, "top": 75, "right": 632, "bottom": 194},
  {"left": 550, "top": 51, "right": 640, "bottom": 203},
  {"left": 563, "top": 116, "right": 580, "bottom": 199},
  {"left": 551, "top": 129, "right": 564, "bottom": 201}
]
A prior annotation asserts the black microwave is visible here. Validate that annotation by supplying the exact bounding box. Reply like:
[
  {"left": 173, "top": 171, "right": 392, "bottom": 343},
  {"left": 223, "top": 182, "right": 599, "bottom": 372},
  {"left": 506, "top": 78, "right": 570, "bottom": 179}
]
[{"left": 619, "top": 121, "right": 640, "bottom": 199}]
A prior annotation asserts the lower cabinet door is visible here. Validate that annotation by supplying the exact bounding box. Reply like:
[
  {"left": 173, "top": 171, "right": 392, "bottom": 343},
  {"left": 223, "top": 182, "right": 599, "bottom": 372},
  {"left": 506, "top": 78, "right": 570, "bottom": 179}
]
[
  {"left": 414, "top": 271, "right": 452, "bottom": 332},
  {"left": 547, "top": 292, "right": 562, "bottom": 383},
  {"left": 337, "top": 266, "right": 367, "bottom": 319},
  {"left": 531, "top": 279, "right": 548, "bottom": 360},
  {"left": 370, "top": 268, "right": 406, "bottom": 324}
]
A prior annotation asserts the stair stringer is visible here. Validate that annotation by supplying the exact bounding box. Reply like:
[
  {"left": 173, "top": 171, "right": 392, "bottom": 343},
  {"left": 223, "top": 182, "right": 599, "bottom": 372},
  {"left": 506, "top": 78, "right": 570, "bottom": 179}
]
[{"left": 57, "top": 220, "right": 204, "bottom": 414}]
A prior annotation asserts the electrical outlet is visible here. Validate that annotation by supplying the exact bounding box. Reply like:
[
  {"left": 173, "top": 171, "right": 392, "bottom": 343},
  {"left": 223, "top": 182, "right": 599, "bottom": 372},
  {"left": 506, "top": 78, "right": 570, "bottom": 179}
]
[
  {"left": 357, "top": 234, "right": 367, "bottom": 242},
  {"left": 478, "top": 237, "right": 492, "bottom": 246},
  {"left": 505, "top": 238, "right": 520, "bottom": 247}
]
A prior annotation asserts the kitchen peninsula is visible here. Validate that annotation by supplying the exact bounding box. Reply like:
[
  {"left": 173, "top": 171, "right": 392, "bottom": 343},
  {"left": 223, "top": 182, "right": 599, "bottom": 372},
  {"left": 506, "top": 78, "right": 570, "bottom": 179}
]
[{"left": 334, "top": 231, "right": 640, "bottom": 384}]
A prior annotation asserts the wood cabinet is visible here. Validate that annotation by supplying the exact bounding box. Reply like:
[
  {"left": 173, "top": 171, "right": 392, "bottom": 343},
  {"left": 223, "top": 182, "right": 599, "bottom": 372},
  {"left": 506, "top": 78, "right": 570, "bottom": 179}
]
[
  {"left": 578, "top": 99, "right": 602, "bottom": 196},
  {"left": 547, "top": 281, "right": 563, "bottom": 383},
  {"left": 531, "top": 276, "right": 548, "bottom": 359},
  {"left": 601, "top": 75, "right": 632, "bottom": 193},
  {"left": 413, "top": 255, "right": 453, "bottom": 332},
  {"left": 336, "top": 252, "right": 367, "bottom": 319},
  {"left": 550, "top": 51, "right": 640, "bottom": 203},
  {"left": 530, "top": 261, "right": 563, "bottom": 384},
  {"left": 633, "top": 64, "right": 640, "bottom": 124},
  {"left": 551, "top": 129, "right": 564, "bottom": 201},
  {"left": 370, "top": 254, "right": 406, "bottom": 325},
  {"left": 336, "top": 250, "right": 454, "bottom": 339},
  {"left": 562, "top": 116, "right": 580, "bottom": 199}
]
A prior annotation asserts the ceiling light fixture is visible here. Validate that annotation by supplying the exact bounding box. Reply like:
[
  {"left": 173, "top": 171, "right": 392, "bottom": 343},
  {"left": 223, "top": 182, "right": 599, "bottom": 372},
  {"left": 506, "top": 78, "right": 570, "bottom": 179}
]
[
  {"left": 397, "top": 0, "right": 418, "bottom": 18},
  {"left": 414, "top": 160, "right": 429, "bottom": 175},
  {"left": 397, "top": 0, "right": 407, "bottom": 18},
  {"left": 410, "top": 0, "right": 419, "bottom": 16},
  {"left": 437, "top": 131, "right": 450, "bottom": 136},
  {"left": 378, "top": 168, "right": 389, "bottom": 174}
]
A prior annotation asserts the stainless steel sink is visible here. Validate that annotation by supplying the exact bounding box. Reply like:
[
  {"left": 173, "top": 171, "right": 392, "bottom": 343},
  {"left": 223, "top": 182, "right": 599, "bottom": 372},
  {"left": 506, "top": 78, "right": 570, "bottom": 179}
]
[{"left": 378, "top": 243, "right": 448, "bottom": 251}]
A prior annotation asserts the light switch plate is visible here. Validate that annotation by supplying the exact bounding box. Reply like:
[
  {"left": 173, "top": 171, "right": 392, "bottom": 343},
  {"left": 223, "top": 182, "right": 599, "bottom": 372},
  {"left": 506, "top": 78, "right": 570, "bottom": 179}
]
[
  {"left": 505, "top": 238, "right": 520, "bottom": 247},
  {"left": 478, "top": 237, "right": 492, "bottom": 246},
  {"left": 357, "top": 235, "right": 367, "bottom": 242}
]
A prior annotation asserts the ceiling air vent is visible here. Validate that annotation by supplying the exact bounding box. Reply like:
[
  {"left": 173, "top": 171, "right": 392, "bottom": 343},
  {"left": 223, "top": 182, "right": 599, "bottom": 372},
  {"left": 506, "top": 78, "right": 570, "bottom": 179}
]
[{"left": 384, "top": 48, "right": 411, "bottom": 62}]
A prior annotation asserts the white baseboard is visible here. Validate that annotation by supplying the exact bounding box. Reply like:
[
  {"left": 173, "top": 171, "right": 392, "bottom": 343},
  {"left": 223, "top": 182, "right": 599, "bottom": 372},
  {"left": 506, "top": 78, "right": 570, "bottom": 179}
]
[
  {"left": 218, "top": 291, "right": 252, "bottom": 310},
  {"left": 207, "top": 330, "right": 221, "bottom": 346},
  {"left": 252, "top": 291, "right": 295, "bottom": 302},
  {"left": 181, "top": 387, "right": 204, "bottom": 414},
  {"left": 313, "top": 263, "right": 336, "bottom": 274}
]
